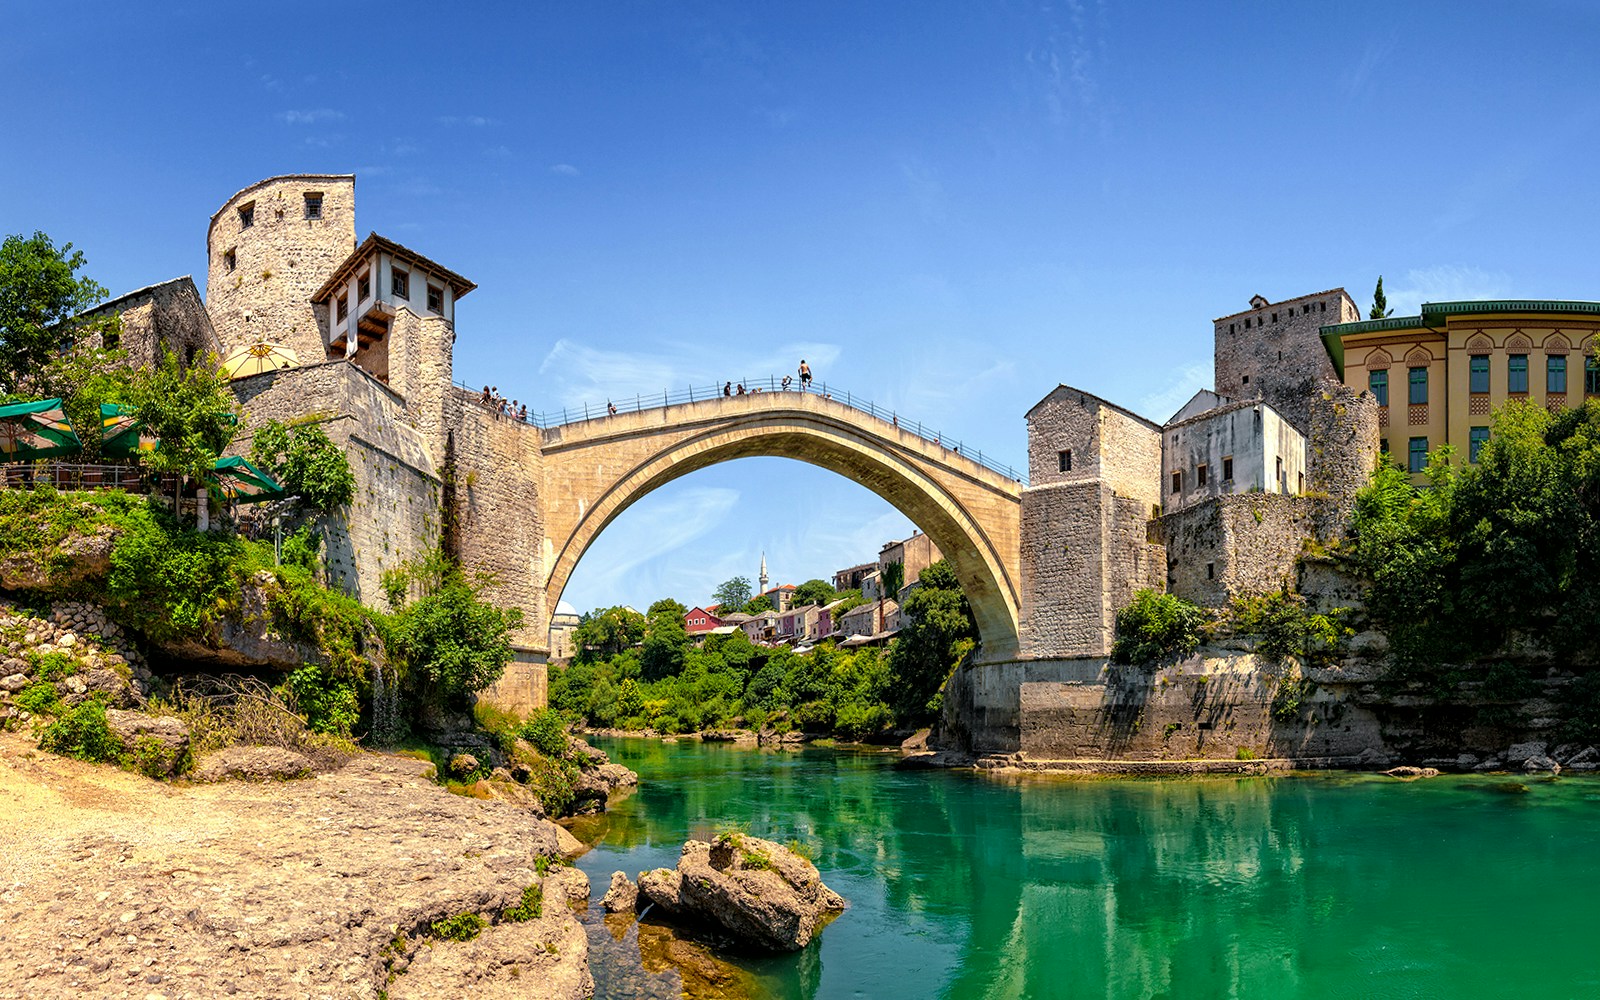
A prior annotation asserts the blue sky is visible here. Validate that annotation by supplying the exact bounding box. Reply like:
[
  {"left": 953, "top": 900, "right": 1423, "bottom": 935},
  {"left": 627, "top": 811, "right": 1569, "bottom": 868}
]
[{"left": 5, "top": 2, "right": 1599, "bottom": 615}]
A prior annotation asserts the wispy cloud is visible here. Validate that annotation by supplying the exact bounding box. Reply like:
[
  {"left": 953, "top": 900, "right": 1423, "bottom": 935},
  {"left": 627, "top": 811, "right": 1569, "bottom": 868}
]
[
  {"left": 550, "top": 163, "right": 580, "bottom": 177},
  {"left": 437, "top": 115, "right": 496, "bottom": 127},
  {"left": 1137, "top": 358, "right": 1212, "bottom": 423},
  {"left": 1387, "top": 266, "right": 1514, "bottom": 316},
  {"left": 1341, "top": 34, "right": 1398, "bottom": 99},
  {"left": 564, "top": 485, "right": 742, "bottom": 609},
  {"left": 536, "top": 339, "right": 843, "bottom": 411},
  {"left": 277, "top": 108, "right": 344, "bottom": 125},
  {"left": 1025, "top": 0, "right": 1109, "bottom": 129}
]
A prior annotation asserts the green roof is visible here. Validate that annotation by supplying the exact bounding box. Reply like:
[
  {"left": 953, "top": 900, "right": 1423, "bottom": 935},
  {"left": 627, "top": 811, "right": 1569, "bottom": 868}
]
[{"left": 1319, "top": 299, "right": 1600, "bottom": 379}]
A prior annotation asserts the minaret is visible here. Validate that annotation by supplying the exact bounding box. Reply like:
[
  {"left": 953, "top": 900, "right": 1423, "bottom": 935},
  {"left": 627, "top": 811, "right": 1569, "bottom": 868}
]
[{"left": 759, "top": 552, "right": 769, "bottom": 593}]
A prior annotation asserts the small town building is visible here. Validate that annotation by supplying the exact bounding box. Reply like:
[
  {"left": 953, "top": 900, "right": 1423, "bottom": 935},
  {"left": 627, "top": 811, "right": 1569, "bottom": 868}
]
[
  {"left": 547, "top": 600, "right": 580, "bottom": 662},
  {"left": 832, "top": 561, "right": 876, "bottom": 593},
  {"left": 1161, "top": 398, "right": 1307, "bottom": 512},
  {"left": 839, "top": 599, "right": 898, "bottom": 639},
  {"left": 310, "top": 233, "right": 476, "bottom": 384},
  {"left": 1321, "top": 299, "right": 1600, "bottom": 480},
  {"left": 683, "top": 606, "right": 723, "bottom": 635}
]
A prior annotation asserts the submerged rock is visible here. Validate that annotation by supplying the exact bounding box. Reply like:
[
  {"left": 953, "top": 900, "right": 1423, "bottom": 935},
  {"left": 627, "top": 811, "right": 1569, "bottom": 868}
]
[
  {"left": 1382, "top": 766, "right": 1440, "bottom": 780},
  {"left": 637, "top": 834, "right": 846, "bottom": 952}
]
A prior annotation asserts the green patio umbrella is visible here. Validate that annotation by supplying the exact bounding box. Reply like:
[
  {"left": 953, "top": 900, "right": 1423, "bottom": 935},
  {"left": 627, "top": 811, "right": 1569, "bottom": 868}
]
[
  {"left": 99, "top": 403, "right": 159, "bottom": 459},
  {"left": 207, "top": 455, "right": 286, "bottom": 505},
  {"left": 0, "top": 398, "right": 81, "bottom": 460}
]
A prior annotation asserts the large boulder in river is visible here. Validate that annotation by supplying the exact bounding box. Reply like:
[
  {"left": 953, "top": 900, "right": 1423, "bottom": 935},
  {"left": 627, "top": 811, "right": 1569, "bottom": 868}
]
[{"left": 637, "top": 834, "right": 845, "bottom": 952}]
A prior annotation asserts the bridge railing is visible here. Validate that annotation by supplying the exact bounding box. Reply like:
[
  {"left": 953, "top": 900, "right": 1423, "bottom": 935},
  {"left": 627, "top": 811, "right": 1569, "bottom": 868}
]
[{"left": 455, "top": 376, "right": 1029, "bottom": 484}]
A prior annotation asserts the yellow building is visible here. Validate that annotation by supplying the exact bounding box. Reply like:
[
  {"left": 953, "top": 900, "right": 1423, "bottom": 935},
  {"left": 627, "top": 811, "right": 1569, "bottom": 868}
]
[{"left": 1321, "top": 300, "right": 1600, "bottom": 479}]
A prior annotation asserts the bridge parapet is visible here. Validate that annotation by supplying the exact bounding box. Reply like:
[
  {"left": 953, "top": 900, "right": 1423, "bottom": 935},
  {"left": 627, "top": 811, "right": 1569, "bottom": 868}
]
[{"left": 454, "top": 377, "right": 1028, "bottom": 485}]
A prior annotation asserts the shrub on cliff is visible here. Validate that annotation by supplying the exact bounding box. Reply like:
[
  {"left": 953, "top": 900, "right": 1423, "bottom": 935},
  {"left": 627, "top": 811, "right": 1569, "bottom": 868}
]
[
  {"left": 387, "top": 567, "right": 522, "bottom": 709},
  {"left": 38, "top": 699, "right": 123, "bottom": 764},
  {"left": 249, "top": 418, "right": 356, "bottom": 516},
  {"left": 1110, "top": 590, "right": 1208, "bottom": 664},
  {"left": 1230, "top": 591, "right": 1351, "bottom": 665}
]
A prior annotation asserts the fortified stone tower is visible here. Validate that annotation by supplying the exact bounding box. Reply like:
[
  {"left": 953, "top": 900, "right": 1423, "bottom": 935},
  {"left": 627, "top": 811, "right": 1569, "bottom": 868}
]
[
  {"left": 206, "top": 175, "right": 357, "bottom": 363},
  {"left": 1213, "top": 289, "right": 1359, "bottom": 434}
]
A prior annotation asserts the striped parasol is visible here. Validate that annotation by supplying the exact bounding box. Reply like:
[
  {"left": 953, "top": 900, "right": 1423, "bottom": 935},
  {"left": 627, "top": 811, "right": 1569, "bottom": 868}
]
[
  {"left": 0, "top": 398, "right": 82, "bottom": 460},
  {"left": 207, "top": 455, "right": 286, "bottom": 504},
  {"left": 99, "top": 403, "right": 159, "bottom": 459},
  {"left": 221, "top": 342, "right": 299, "bottom": 380}
]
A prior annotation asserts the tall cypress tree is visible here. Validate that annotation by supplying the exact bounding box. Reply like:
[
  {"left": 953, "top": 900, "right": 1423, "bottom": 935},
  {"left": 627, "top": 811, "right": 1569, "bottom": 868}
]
[{"left": 1370, "top": 276, "right": 1393, "bottom": 319}]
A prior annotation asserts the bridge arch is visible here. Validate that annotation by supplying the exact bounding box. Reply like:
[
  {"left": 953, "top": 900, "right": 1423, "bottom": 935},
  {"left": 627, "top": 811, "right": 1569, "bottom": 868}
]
[{"left": 538, "top": 394, "right": 1023, "bottom": 661}]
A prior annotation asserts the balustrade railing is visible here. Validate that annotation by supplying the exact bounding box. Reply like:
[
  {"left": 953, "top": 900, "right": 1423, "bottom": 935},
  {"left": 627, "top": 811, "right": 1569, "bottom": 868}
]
[{"left": 456, "top": 375, "right": 1028, "bottom": 484}]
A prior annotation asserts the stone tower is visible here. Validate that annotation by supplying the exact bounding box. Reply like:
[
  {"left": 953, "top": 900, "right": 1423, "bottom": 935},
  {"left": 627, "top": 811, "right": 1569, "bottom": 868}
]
[
  {"left": 206, "top": 174, "right": 357, "bottom": 364},
  {"left": 1213, "top": 289, "right": 1360, "bottom": 433},
  {"left": 759, "top": 552, "right": 769, "bottom": 592}
]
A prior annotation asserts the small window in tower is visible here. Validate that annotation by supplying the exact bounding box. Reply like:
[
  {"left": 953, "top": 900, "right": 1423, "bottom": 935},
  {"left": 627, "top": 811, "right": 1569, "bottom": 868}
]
[
  {"left": 1242, "top": 374, "right": 1250, "bottom": 384},
  {"left": 1058, "top": 449, "right": 1072, "bottom": 473},
  {"left": 1272, "top": 312, "right": 1278, "bottom": 323},
  {"left": 1245, "top": 318, "right": 1252, "bottom": 329},
  {"left": 1197, "top": 464, "right": 1208, "bottom": 486},
  {"left": 358, "top": 271, "right": 370, "bottom": 302},
  {"left": 238, "top": 202, "right": 254, "bottom": 228},
  {"left": 1222, "top": 456, "right": 1233, "bottom": 481},
  {"left": 1319, "top": 301, "right": 1326, "bottom": 312},
  {"left": 224, "top": 249, "right": 236, "bottom": 272},
  {"left": 1230, "top": 322, "right": 1236, "bottom": 334},
  {"left": 304, "top": 192, "right": 323, "bottom": 219},
  {"left": 1171, "top": 470, "right": 1182, "bottom": 494},
  {"left": 392, "top": 268, "right": 410, "bottom": 299},
  {"left": 336, "top": 295, "right": 348, "bottom": 322},
  {"left": 427, "top": 284, "right": 444, "bottom": 313},
  {"left": 1206, "top": 563, "right": 1214, "bottom": 580}
]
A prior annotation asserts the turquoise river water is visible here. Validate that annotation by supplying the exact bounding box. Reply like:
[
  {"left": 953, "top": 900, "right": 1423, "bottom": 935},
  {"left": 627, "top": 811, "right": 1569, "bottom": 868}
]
[{"left": 568, "top": 737, "right": 1600, "bottom": 1000}]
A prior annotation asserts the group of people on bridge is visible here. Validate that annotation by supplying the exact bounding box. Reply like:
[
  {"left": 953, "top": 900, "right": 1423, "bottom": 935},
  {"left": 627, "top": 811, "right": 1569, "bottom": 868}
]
[
  {"left": 478, "top": 386, "right": 529, "bottom": 423},
  {"left": 722, "top": 359, "right": 814, "bottom": 399}
]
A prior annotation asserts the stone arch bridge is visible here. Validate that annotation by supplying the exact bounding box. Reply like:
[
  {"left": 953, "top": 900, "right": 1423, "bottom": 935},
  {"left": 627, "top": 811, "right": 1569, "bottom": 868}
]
[{"left": 529, "top": 391, "right": 1024, "bottom": 661}]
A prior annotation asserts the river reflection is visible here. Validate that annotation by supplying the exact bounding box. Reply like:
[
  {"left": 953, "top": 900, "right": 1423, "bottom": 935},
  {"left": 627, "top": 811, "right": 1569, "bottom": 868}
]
[{"left": 570, "top": 738, "right": 1600, "bottom": 1000}]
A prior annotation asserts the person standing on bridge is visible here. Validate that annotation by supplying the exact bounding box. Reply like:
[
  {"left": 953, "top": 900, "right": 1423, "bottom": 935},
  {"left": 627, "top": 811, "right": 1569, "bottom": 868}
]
[
  {"left": 723, "top": 381, "right": 732, "bottom": 397},
  {"left": 607, "top": 400, "right": 617, "bottom": 416},
  {"left": 798, "top": 359, "right": 812, "bottom": 389},
  {"left": 782, "top": 374, "right": 792, "bottom": 390}
]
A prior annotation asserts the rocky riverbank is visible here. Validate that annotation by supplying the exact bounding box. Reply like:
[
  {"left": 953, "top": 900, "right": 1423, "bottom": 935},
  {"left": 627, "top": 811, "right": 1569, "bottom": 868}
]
[{"left": 0, "top": 731, "right": 594, "bottom": 1000}]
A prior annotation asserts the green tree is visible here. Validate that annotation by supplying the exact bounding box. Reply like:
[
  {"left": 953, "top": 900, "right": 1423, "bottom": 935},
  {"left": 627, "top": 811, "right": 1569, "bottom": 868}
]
[
  {"left": 127, "top": 349, "right": 241, "bottom": 505},
  {"left": 387, "top": 568, "right": 524, "bottom": 708},
  {"left": 742, "top": 593, "right": 773, "bottom": 614},
  {"left": 641, "top": 607, "right": 690, "bottom": 680},
  {"left": 249, "top": 418, "right": 356, "bottom": 516},
  {"left": 32, "top": 342, "right": 135, "bottom": 460},
  {"left": 712, "top": 575, "right": 752, "bottom": 612},
  {"left": 647, "top": 597, "right": 688, "bottom": 618},
  {"left": 1110, "top": 590, "right": 1209, "bottom": 664},
  {"left": 792, "top": 578, "right": 836, "bottom": 607},
  {"left": 0, "top": 231, "right": 115, "bottom": 393},
  {"left": 1370, "top": 275, "right": 1393, "bottom": 319},
  {"left": 573, "top": 606, "right": 646, "bottom": 662},
  {"left": 886, "top": 559, "right": 976, "bottom": 721}
]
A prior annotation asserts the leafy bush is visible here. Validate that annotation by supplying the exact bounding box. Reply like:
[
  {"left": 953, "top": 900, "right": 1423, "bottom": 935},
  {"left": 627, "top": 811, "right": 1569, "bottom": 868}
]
[
  {"left": 388, "top": 569, "right": 523, "bottom": 707},
  {"left": 1230, "top": 591, "right": 1351, "bottom": 665},
  {"left": 429, "top": 912, "right": 486, "bottom": 942},
  {"left": 519, "top": 709, "right": 569, "bottom": 758},
  {"left": 15, "top": 681, "right": 62, "bottom": 716},
  {"left": 279, "top": 664, "right": 361, "bottom": 736},
  {"left": 1111, "top": 590, "right": 1208, "bottom": 664},
  {"left": 30, "top": 651, "right": 78, "bottom": 681},
  {"left": 130, "top": 734, "right": 186, "bottom": 778},
  {"left": 38, "top": 699, "right": 123, "bottom": 764},
  {"left": 249, "top": 418, "right": 356, "bottom": 516},
  {"left": 522, "top": 753, "right": 578, "bottom": 816},
  {"left": 503, "top": 883, "right": 543, "bottom": 922}
]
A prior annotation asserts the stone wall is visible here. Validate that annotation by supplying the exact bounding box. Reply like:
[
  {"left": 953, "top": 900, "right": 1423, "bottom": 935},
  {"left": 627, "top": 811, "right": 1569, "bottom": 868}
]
[
  {"left": 206, "top": 175, "right": 358, "bottom": 364},
  {"left": 1214, "top": 289, "right": 1359, "bottom": 433},
  {"left": 84, "top": 277, "right": 223, "bottom": 370},
  {"left": 448, "top": 395, "right": 547, "bottom": 653},
  {"left": 941, "top": 652, "right": 1385, "bottom": 762},
  {"left": 1306, "top": 378, "right": 1380, "bottom": 539},
  {"left": 1026, "top": 385, "right": 1162, "bottom": 505},
  {"left": 1158, "top": 494, "right": 1317, "bottom": 607},
  {"left": 231, "top": 360, "right": 441, "bottom": 608}
]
